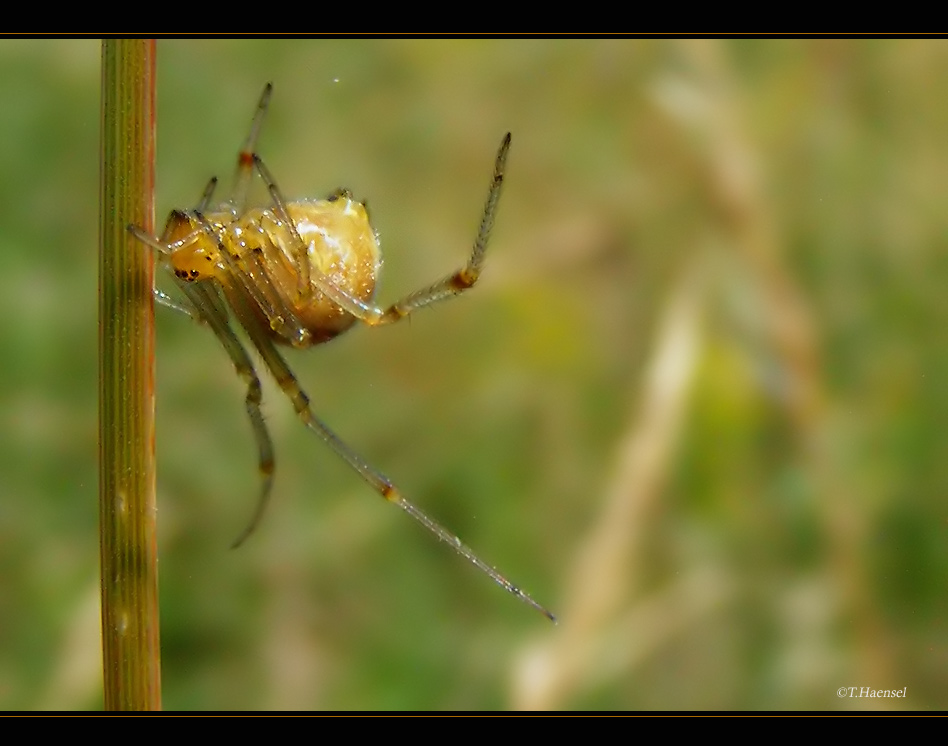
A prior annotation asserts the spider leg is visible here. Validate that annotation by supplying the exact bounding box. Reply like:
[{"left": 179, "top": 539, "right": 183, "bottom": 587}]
[
  {"left": 372, "top": 132, "right": 511, "bottom": 322},
  {"left": 173, "top": 277, "right": 277, "bottom": 549},
  {"left": 217, "top": 273, "right": 555, "bottom": 622},
  {"left": 232, "top": 83, "right": 273, "bottom": 214},
  {"left": 251, "top": 133, "right": 511, "bottom": 326},
  {"left": 251, "top": 153, "right": 311, "bottom": 302},
  {"left": 197, "top": 176, "right": 219, "bottom": 212},
  {"left": 128, "top": 223, "right": 204, "bottom": 257},
  {"left": 128, "top": 175, "right": 221, "bottom": 261},
  {"left": 153, "top": 287, "right": 199, "bottom": 320}
]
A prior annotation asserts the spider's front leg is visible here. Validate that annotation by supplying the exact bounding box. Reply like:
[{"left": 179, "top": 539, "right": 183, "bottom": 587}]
[
  {"left": 153, "top": 287, "right": 199, "bottom": 320},
  {"left": 176, "top": 278, "right": 277, "bottom": 549}
]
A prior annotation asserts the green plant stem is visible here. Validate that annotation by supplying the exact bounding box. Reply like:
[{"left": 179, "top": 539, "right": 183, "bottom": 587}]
[{"left": 98, "top": 39, "right": 160, "bottom": 711}]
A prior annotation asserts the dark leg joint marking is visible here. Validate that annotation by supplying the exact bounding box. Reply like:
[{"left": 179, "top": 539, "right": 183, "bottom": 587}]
[{"left": 449, "top": 270, "right": 477, "bottom": 291}]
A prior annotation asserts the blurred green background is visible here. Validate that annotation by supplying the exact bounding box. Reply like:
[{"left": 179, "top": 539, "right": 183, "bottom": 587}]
[{"left": 1, "top": 39, "right": 945, "bottom": 710}]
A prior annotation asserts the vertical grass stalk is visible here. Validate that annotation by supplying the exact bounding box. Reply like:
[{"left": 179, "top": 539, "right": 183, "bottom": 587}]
[{"left": 98, "top": 39, "right": 160, "bottom": 711}]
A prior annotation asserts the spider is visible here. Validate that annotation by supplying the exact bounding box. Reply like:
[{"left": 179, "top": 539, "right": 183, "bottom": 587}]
[{"left": 129, "top": 83, "right": 555, "bottom": 623}]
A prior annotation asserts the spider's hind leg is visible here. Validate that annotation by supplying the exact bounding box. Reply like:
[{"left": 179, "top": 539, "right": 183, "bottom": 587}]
[
  {"left": 227, "top": 283, "right": 555, "bottom": 621},
  {"left": 251, "top": 133, "right": 512, "bottom": 327},
  {"left": 371, "top": 132, "right": 511, "bottom": 323}
]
